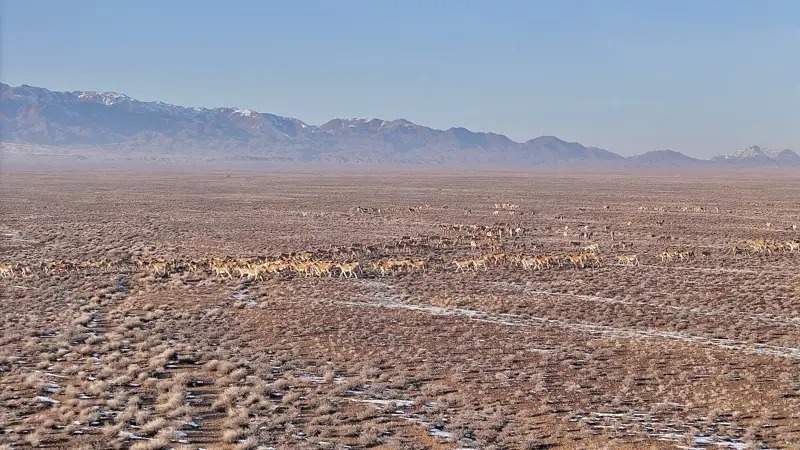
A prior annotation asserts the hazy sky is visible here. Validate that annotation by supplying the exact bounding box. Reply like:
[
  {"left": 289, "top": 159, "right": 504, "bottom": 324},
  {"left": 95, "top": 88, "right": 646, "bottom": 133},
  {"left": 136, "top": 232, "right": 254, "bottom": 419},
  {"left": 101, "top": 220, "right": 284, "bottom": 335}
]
[{"left": 2, "top": 1, "right": 799, "bottom": 157}]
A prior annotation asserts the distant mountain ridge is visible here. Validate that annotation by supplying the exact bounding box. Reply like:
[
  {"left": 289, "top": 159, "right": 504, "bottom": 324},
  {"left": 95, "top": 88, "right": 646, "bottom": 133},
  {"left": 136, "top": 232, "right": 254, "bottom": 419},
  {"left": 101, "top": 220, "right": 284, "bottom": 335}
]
[
  {"left": 711, "top": 145, "right": 800, "bottom": 167},
  {"left": 1, "top": 82, "right": 797, "bottom": 168},
  {"left": 626, "top": 149, "right": 708, "bottom": 168}
]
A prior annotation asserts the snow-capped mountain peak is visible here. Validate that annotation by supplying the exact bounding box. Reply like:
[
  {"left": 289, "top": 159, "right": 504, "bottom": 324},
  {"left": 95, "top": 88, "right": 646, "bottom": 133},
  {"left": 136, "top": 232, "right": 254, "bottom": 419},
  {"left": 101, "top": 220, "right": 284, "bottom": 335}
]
[
  {"left": 711, "top": 145, "right": 800, "bottom": 166},
  {"left": 76, "top": 90, "right": 132, "bottom": 106},
  {"left": 232, "top": 108, "right": 258, "bottom": 118}
]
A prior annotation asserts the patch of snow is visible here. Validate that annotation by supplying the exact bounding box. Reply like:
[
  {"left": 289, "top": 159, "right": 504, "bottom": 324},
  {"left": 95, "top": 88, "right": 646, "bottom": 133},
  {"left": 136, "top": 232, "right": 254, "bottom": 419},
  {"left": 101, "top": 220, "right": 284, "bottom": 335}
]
[
  {"left": 297, "top": 374, "right": 346, "bottom": 384},
  {"left": 119, "top": 431, "right": 149, "bottom": 441},
  {"left": 233, "top": 108, "right": 258, "bottom": 118},
  {"left": 36, "top": 395, "right": 59, "bottom": 405},
  {"left": 429, "top": 427, "right": 453, "bottom": 438},
  {"left": 77, "top": 91, "right": 131, "bottom": 106},
  {"left": 352, "top": 398, "right": 414, "bottom": 407},
  {"left": 692, "top": 435, "right": 747, "bottom": 450}
]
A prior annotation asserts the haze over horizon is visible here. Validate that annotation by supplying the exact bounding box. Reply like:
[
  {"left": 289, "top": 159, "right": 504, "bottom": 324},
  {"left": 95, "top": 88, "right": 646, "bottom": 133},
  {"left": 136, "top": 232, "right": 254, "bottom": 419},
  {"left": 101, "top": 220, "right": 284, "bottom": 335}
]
[{"left": 2, "top": 1, "right": 799, "bottom": 158}]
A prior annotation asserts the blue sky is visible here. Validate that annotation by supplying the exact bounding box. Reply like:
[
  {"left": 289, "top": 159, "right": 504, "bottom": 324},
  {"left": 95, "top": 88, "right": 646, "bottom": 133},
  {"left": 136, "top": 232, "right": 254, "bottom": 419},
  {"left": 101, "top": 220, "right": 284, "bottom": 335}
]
[{"left": 2, "top": 0, "right": 799, "bottom": 157}]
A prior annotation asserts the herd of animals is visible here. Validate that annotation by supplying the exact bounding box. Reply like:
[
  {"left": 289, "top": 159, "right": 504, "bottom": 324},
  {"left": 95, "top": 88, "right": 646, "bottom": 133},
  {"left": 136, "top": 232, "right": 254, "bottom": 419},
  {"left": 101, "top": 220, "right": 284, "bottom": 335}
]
[
  {"left": 1, "top": 232, "right": 797, "bottom": 281},
  {"left": 2, "top": 202, "right": 797, "bottom": 281}
]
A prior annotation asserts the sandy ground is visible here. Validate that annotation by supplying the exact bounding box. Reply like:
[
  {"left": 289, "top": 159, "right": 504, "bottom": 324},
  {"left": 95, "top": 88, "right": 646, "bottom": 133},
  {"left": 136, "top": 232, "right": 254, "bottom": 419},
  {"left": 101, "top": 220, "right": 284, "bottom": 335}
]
[{"left": 1, "top": 171, "right": 799, "bottom": 449}]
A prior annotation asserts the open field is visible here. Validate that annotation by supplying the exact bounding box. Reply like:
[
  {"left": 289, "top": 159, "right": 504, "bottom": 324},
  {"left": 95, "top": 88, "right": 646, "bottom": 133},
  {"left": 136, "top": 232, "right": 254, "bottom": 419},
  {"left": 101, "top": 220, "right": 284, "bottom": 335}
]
[{"left": 1, "top": 171, "right": 800, "bottom": 449}]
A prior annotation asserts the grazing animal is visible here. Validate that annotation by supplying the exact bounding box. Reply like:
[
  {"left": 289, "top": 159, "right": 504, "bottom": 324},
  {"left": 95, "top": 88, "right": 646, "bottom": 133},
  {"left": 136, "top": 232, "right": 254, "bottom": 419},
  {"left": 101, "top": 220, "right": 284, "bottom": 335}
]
[
  {"left": 471, "top": 256, "right": 488, "bottom": 271},
  {"left": 140, "top": 260, "right": 171, "bottom": 278},
  {"left": 783, "top": 241, "right": 799, "bottom": 252},
  {"left": 567, "top": 254, "right": 585, "bottom": 270},
  {"left": 210, "top": 261, "right": 231, "bottom": 278},
  {"left": 453, "top": 259, "right": 472, "bottom": 273},
  {"left": 408, "top": 259, "right": 426, "bottom": 272},
  {"left": 0, "top": 262, "right": 15, "bottom": 278},
  {"left": 583, "top": 244, "right": 600, "bottom": 253},
  {"left": 616, "top": 255, "right": 640, "bottom": 267},
  {"left": 336, "top": 262, "right": 359, "bottom": 278},
  {"left": 238, "top": 265, "right": 263, "bottom": 281}
]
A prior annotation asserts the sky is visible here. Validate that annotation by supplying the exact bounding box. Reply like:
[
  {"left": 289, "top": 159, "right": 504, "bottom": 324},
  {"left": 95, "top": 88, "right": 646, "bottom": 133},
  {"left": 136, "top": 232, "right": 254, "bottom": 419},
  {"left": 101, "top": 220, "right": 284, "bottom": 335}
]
[{"left": 2, "top": 0, "right": 799, "bottom": 157}]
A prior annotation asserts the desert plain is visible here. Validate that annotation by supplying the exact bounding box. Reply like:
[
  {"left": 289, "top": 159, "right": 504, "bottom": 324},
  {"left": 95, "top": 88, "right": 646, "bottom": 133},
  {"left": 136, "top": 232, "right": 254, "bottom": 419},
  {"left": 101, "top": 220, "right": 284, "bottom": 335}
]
[{"left": 1, "top": 171, "right": 799, "bottom": 449}]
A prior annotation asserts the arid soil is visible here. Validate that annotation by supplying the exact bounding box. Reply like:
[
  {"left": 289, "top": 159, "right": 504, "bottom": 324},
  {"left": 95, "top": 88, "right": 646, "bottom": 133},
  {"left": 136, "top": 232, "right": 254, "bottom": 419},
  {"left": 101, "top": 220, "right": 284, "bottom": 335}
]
[{"left": 1, "top": 171, "right": 800, "bottom": 449}]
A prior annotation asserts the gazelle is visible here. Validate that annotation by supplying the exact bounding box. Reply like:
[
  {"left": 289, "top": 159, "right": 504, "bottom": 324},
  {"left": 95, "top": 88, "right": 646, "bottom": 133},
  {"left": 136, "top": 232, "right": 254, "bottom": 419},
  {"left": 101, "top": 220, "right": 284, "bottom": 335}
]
[
  {"left": 210, "top": 259, "right": 234, "bottom": 278},
  {"left": 336, "top": 262, "right": 359, "bottom": 278},
  {"left": 471, "top": 256, "right": 488, "bottom": 271},
  {"left": 453, "top": 259, "right": 472, "bottom": 272},
  {"left": 0, "top": 262, "right": 15, "bottom": 278},
  {"left": 616, "top": 255, "right": 639, "bottom": 266},
  {"left": 148, "top": 261, "right": 170, "bottom": 277}
]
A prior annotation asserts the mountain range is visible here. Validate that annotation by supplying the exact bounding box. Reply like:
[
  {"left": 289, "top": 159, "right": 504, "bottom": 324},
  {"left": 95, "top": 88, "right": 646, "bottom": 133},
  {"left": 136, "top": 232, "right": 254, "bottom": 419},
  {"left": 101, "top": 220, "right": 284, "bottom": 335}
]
[{"left": 1, "top": 82, "right": 798, "bottom": 168}]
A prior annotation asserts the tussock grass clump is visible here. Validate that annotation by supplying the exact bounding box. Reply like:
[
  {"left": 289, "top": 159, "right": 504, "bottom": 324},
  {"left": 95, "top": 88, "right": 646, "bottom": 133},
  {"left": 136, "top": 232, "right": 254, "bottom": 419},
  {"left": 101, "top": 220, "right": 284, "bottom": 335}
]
[{"left": 140, "top": 417, "right": 167, "bottom": 436}]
